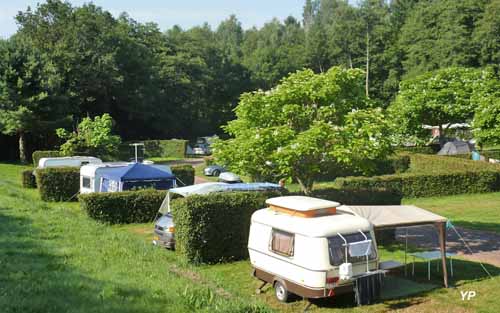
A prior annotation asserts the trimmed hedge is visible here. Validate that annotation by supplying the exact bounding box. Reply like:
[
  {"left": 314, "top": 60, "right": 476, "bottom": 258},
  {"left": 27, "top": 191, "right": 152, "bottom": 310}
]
[
  {"left": 79, "top": 189, "right": 167, "bottom": 224},
  {"left": 21, "top": 169, "right": 37, "bottom": 188},
  {"left": 144, "top": 140, "right": 188, "bottom": 159},
  {"left": 172, "top": 190, "right": 286, "bottom": 264},
  {"left": 310, "top": 187, "right": 402, "bottom": 205},
  {"left": 35, "top": 167, "right": 80, "bottom": 201},
  {"left": 336, "top": 171, "right": 500, "bottom": 198},
  {"left": 171, "top": 165, "right": 195, "bottom": 186},
  {"left": 32, "top": 150, "right": 61, "bottom": 167}
]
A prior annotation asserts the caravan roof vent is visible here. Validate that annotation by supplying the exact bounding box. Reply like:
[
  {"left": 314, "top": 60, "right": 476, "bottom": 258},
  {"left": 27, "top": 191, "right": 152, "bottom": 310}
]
[{"left": 266, "top": 196, "right": 340, "bottom": 217}]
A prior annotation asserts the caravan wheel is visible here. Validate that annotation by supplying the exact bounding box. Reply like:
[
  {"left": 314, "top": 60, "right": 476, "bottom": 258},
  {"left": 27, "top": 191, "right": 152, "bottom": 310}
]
[{"left": 274, "top": 281, "right": 289, "bottom": 303}]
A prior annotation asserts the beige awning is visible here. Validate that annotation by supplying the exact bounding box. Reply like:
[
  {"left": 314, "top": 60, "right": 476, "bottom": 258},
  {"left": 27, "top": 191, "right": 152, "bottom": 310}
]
[{"left": 343, "top": 205, "right": 447, "bottom": 229}]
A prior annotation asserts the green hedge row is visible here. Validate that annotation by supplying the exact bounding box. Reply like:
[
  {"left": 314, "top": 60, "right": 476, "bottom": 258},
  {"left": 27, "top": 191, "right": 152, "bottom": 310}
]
[
  {"left": 32, "top": 150, "right": 61, "bottom": 167},
  {"left": 35, "top": 167, "right": 80, "bottom": 201},
  {"left": 144, "top": 140, "right": 188, "bottom": 159},
  {"left": 79, "top": 189, "right": 167, "bottom": 224},
  {"left": 336, "top": 170, "right": 500, "bottom": 198},
  {"left": 171, "top": 165, "right": 195, "bottom": 186},
  {"left": 21, "top": 169, "right": 37, "bottom": 188},
  {"left": 172, "top": 190, "right": 286, "bottom": 264},
  {"left": 310, "top": 187, "right": 402, "bottom": 205},
  {"left": 316, "top": 155, "right": 410, "bottom": 181}
]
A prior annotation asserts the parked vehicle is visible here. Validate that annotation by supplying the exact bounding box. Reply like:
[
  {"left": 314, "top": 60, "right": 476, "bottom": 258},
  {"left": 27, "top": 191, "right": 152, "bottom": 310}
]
[
  {"left": 203, "top": 164, "right": 226, "bottom": 177},
  {"left": 80, "top": 162, "right": 129, "bottom": 194},
  {"left": 38, "top": 156, "right": 102, "bottom": 169},
  {"left": 218, "top": 172, "right": 242, "bottom": 183},
  {"left": 153, "top": 182, "right": 283, "bottom": 249},
  {"left": 248, "top": 196, "right": 379, "bottom": 302}
]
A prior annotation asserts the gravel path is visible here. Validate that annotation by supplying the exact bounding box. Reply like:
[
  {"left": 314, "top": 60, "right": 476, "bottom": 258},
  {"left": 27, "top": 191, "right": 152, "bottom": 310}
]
[{"left": 395, "top": 225, "right": 500, "bottom": 267}]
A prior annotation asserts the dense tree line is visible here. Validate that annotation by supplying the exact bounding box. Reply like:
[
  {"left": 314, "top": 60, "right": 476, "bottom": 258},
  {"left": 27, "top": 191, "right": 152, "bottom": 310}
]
[{"left": 0, "top": 0, "right": 498, "bottom": 161}]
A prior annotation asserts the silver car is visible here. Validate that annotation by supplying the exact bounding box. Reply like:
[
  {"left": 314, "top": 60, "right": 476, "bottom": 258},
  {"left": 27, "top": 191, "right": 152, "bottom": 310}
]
[
  {"left": 203, "top": 164, "right": 226, "bottom": 177},
  {"left": 152, "top": 213, "right": 175, "bottom": 249}
]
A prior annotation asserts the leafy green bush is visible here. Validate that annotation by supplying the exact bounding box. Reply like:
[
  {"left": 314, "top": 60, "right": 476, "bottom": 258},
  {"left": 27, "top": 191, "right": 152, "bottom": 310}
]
[
  {"left": 79, "top": 189, "right": 166, "bottom": 224},
  {"left": 21, "top": 169, "right": 37, "bottom": 188},
  {"left": 407, "top": 153, "right": 500, "bottom": 174},
  {"left": 32, "top": 150, "right": 61, "bottom": 167},
  {"left": 144, "top": 140, "right": 188, "bottom": 159},
  {"left": 316, "top": 154, "right": 410, "bottom": 181},
  {"left": 336, "top": 171, "right": 500, "bottom": 198},
  {"left": 171, "top": 165, "right": 195, "bottom": 186},
  {"left": 35, "top": 167, "right": 80, "bottom": 201},
  {"left": 172, "top": 190, "right": 286, "bottom": 264}
]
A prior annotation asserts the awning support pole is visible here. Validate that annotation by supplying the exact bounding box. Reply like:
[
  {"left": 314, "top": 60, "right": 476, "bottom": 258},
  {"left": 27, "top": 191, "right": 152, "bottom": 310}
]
[{"left": 437, "top": 221, "right": 449, "bottom": 288}]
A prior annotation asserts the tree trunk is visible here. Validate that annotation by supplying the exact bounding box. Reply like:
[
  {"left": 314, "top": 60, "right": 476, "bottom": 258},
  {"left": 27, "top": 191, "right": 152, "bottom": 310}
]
[
  {"left": 19, "top": 132, "right": 27, "bottom": 164},
  {"left": 365, "top": 30, "right": 370, "bottom": 98},
  {"left": 296, "top": 176, "right": 314, "bottom": 196},
  {"left": 438, "top": 124, "right": 445, "bottom": 147},
  {"left": 348, "top": 53, "right": 353, "bottom": 69}
]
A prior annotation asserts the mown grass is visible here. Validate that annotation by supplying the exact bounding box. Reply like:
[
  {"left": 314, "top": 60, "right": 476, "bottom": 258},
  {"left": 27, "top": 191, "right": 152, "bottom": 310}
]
[
  {"left": 0, "top": 163, "right": 270, "bottom": 313},
  {"left": 403, "top": 192, "right": 500, "bottom": 233},
  {"left": 2, "top": 162, "right": 500, "bottom": 313}
]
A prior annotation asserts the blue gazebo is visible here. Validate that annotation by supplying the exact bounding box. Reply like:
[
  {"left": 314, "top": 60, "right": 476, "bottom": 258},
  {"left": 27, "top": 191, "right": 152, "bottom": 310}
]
[{"left": 99, "top": 163, "right": 176, "bottom": 192}]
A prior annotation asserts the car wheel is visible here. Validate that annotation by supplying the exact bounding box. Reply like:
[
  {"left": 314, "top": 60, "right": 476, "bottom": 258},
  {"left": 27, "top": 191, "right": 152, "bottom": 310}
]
[
  {"left": 274, "top": 280, "right": 289, "bottom": 303},
  {"left": 212, "top": 169, "right": 220, "bottom": 177}
]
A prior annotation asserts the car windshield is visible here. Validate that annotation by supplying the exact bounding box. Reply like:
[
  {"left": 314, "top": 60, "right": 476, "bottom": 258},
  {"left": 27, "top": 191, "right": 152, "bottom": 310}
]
[{"left": 327, "top": 232, "right": 377, "bottom": 266}]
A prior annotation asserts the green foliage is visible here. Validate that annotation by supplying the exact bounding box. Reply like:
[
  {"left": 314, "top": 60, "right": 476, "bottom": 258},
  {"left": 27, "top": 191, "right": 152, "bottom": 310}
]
[
  {"left": 389, "top": 67, "right": 487, "bottom": 145},
  {"left": 336, "top": 171, "right": 500, "bottom": 198},
  {"left": 171, "top": 165, "right": 195, "bottom": 186},
  {"left": 32, "top": 150, "right": 61, "bottom": 167},
  {"left": 316, "top": 154, "right": 410, "bottom": 181},
  {"left": 336, "top": 154, "right": 500, "bottom": 198},
  {"left": 56, "top": 113, "right": 121, "bottom": 158},
  {"left": 214, "top": 67, "right": 394, "bottom": 194},
  {"left": 172, "top": 191, "right": 285, "bottom": 264},
  {"left": 35, "top": 167, "right": 80, "bottom": 201},
  {"left": 144, "top": 140, "right": 187, "bottom": 159},
  {"left": 79, "top": 189, "right": 166, "bottom": 224},
  {"left": 398, "top": 0, "right": 487, "bottom": 77},
  {"left": 21, "top": 169, "right": 36, "bottom": 188},
  {"left": 472, "top": 69, "right": 500, "bottom": 146}
]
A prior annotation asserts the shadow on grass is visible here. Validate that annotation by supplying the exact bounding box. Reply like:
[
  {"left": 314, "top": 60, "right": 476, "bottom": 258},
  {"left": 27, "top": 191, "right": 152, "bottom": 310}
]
[
  {"left": 303, "top": 258, "right": 499, "bottom": 311},
  {"left": 0, "top": 210, "right": 145, "bottom": 313},
  {"left": 451, "top": 221, "right": 500, "bottom": 235}
]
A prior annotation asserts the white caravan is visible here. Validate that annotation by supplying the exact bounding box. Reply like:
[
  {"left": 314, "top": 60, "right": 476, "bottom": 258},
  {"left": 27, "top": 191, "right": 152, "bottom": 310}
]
[
  {"left": 248, "top": 196, "right": 381, "bottom": 302},
  {"left": 80, "top": 162, "right": 172, "bottom": 193},
  {"left": 38, "top": 156, "right": 102, "bottom": 169},
  {"left": 80, "top": 162, "right": 129, "bottom": 194}
]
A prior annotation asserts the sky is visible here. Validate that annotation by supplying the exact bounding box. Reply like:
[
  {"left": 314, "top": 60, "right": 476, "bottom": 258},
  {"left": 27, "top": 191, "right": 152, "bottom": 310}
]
[{"left": 0, "top": 0, "right": 305, "bottom": 38}]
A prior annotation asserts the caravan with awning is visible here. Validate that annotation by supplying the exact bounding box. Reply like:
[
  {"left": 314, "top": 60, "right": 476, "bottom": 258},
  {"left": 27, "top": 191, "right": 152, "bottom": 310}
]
[{"left": 248, "top": 196, "right": 450, "bottom": 304}]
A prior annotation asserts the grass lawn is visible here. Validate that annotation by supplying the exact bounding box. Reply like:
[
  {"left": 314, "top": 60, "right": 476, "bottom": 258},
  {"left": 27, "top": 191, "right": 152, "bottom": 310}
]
[
  {"left": 403, "top": 193, "right": 500, "bottom": 233},
  {"left": 0, "top": 163, "right": 268, "bottom": 313},
  {"left": 1, "top": 162, "right": 500, "bottom": 313}
]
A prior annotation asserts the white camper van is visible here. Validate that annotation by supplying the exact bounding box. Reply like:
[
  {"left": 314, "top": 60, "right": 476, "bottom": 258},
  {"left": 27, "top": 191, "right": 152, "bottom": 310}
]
[
  {"left": 38, "top": 156, "right": 102, "bottom": 169},
  {"left": 80, "top": 163, "right": 129, "bottom": 193},
  {"left": 248, "top": 196, "right": 381, "bottom": 302}
]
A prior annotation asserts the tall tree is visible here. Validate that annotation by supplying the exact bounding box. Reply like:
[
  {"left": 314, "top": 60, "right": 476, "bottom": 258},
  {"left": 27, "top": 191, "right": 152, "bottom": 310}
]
[
  {"left": 214, "top": 67, "right": 393, "bottom": 194},
  {"left": 0, "top": 36, "right": 70, "bottom": 162},
  {"left": 473, "top": 0, "right": 500, "bottom": 66}
]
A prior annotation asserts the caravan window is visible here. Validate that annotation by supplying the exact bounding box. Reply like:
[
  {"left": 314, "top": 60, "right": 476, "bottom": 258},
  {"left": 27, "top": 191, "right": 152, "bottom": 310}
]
[
  {"left": 270, "top": 229, "right": 294, "bottom": 257},
  {"left": 327, "top": 232, "right": 377, "bottom": 266},
  {"left": 82, "top": 176, "right": 91, "bottom": 189}
]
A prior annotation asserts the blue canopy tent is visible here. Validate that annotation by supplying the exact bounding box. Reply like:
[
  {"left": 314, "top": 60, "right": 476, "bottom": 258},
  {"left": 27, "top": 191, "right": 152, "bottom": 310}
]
[{"left": 99, "top": 163, "right": 176, "bottom": 192}]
